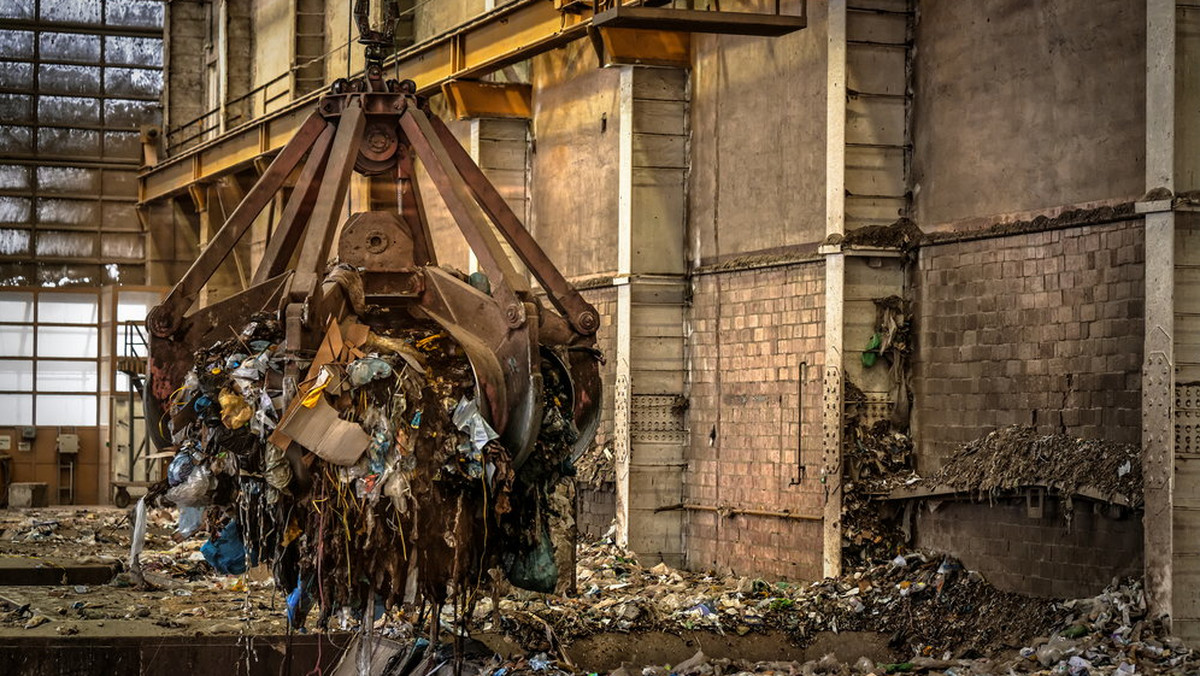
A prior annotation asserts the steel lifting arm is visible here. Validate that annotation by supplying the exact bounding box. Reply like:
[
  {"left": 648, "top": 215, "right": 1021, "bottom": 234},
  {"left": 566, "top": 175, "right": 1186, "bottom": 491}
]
[
  {"left": 426, "top": 114, "right": 598, "bottom": 336},
  {"left": 147, "top": 112, "right": 330, "bottom": 338},
  {"left": 252, "top": 124, "right": 336, "bottom": 285}
]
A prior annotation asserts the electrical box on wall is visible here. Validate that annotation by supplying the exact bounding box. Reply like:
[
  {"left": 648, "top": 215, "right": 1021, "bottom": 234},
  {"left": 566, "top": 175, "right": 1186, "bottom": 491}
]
[
  {"left": 18, "top": 427, "right": 35, "bottom": 440},
  {"left": 57, "top": 434, "right": 79, "bottom": 454},
  {"left": 0, "top": 435, "right": 9, "bottom": 451}
]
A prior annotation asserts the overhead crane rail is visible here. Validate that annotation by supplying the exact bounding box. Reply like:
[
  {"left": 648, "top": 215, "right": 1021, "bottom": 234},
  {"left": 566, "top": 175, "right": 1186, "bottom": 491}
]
[{"left": 137, "top": 0, "right": 806, "bottom": 205}]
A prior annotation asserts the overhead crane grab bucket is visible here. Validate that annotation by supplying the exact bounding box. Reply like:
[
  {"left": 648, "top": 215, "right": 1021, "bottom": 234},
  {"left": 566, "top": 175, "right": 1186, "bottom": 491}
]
[{"left": 144, "top": 66, "right": 602, "bottom": 470}]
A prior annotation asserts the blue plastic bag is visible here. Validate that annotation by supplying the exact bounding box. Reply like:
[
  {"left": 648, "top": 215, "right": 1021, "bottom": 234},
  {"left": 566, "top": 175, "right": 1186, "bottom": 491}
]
[{"left": 201, "top": 519, "right": 248, "bottom": 575}]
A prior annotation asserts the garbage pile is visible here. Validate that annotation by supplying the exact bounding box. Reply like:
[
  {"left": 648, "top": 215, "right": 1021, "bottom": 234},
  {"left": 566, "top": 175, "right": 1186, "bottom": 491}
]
[
  {"left": 483, "top": 538, "right": 1061, "bottom": 659},
  {"left": 841, "top": 379, "right": 918, "bottom": 562},
  {"left": 146, "top": 305, "right": 581, "bottom": 633},
  {"left": 918, "top": 425, "right": 1142, "bottom": 507},
  {"left": 472, "top": 540, "right": 1198, "bottom": 676}
]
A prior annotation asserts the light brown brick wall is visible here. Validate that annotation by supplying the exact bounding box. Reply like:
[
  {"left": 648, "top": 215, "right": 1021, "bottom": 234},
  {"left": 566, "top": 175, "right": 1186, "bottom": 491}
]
[
  {"left": 912, "top": 220, "right": 1145, "bottom": 470},
  {"left": 684, "top": 261, "right": 827, "bottom": 580},
  {"left": 914, "top": 496, "right": 1142, "bottom": 598},
  {"left": 578, "top": 286, "right": 618, "bottom": 461}
]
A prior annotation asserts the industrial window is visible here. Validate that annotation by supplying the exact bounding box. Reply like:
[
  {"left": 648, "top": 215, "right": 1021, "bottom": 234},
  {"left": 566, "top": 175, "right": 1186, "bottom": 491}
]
[
  {"left": 0, "top": 0, "right": 163, "bottom": 288},
  {"left": 0, "top": 288, "right": 102, "bottom": 426}
]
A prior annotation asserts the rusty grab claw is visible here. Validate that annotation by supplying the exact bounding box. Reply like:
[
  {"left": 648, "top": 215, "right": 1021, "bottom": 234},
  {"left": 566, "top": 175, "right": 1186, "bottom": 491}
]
[{"left": 144, "top": 67, "right": 601, "bottom": 468}]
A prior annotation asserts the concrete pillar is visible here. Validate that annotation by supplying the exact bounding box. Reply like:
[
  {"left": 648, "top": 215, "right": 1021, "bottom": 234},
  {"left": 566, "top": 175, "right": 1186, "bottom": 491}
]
[
  {"left": 820, "top": 0, "right": 847, "bottom": 580},
  {"left": 613, "top": 66, "right": 689, "bottom": 567},
  {"left": 1142, "top": 0, "right": 1176, "bottom": 630}
]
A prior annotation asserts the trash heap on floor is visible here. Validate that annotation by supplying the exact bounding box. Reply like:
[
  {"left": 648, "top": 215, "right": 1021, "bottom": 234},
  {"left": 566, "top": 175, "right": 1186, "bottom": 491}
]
[
  {"left": 145, "top": 308, "right": 580, "bottom": 633},
  {"left": 474, "top": 539, "right": 1197, "bottom": 676}
]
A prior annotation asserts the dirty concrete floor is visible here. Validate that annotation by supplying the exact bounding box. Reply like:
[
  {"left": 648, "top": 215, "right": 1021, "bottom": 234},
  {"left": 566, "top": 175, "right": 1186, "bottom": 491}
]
[
  {"left": 0, "top": 506, "right": 1192, "bottom": 676},
  {"left": 0, "top": 506, "right": 283, "bottom": 637}
]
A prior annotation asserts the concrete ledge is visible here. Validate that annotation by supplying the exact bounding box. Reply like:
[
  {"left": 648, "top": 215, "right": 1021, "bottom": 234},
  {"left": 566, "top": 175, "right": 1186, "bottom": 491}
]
[{"left": 8, "top": 483, "right": 48, "bottom": 509}]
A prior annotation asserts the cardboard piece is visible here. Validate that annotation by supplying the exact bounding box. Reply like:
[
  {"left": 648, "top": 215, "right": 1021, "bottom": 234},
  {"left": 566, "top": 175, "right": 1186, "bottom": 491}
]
[{"left": 277, "top": 396, "right": 371, "bottom": 466}]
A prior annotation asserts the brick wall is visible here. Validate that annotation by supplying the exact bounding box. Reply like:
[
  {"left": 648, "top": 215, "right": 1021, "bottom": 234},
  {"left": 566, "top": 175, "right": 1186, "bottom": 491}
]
[
  {"left": 579, "top": 285, "right": 618, "bottom": 461},
  {"left": 578, "top": 482, "right": 615, "bottom": 538},
  {"left": 912, "top": 220, "right": 1145, "bottom": 470},
  {"left": 684, "top": 261, "right": 827, "bottom": 580},
  {"left": 913, "top": 496, "right": 1142, "bottom": 598},
  {"left": 573, "top": 286, "right": 618, "bottom": 539}
]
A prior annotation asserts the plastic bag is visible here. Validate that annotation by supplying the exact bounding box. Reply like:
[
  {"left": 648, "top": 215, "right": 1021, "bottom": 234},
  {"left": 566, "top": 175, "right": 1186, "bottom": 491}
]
[
  {"left": 346, "top": 357, "right": 392, "bottom": 387},
  {"left": 165, "top": 464, "right": 211, "bottom": 507},
  {"left": 201, "top": 519, "right": 247, "bottom": 575},
  {"left": 176, "top": 505, "right": 205, "bottom": 537},
  {"left": 452, "top": 397, "right": 499, "bottom": 452},
  {"left": 167, "top": 452, "right": 194, "bottom": 486}
]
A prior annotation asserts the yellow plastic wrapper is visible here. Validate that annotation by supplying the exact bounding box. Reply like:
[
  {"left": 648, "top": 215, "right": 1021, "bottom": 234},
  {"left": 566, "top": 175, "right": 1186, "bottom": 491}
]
[{"left": 219, "top": 388, "right": 252, "bottom": 429}]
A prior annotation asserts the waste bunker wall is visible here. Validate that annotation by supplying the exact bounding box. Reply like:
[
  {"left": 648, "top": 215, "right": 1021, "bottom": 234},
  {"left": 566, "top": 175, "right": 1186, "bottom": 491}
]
[
  {"left": 910, "top": 494, "right": 1143, "bottom": 599},
  {"left": 910, "top": 217, "right": 1146, "bottom": 473},
  {"left": 682, "top": 260, "right": 827, "bottom": 580}
]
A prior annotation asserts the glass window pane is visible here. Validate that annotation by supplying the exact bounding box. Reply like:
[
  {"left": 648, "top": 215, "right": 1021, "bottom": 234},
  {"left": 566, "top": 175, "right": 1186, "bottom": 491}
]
[
  {"left": 36, "top": 231, "right": 96, "bottom": 258},
  {"left": 104, "top": 99, "right": 160, "bottom": 127},
  {"left": 38, "top": 292, "right": 98, "bottom": 324},
  {"left": 0, "top": 125, "right": 33, "bottom": 154},
  {"left": 40, "top": 0, "right": 101, "bottom": 24},
  {"left": 105, "top": 68, "right": 162, "bottom": 99},
  {"left": 106, "top": 0, "right": 163, "bottom": 28},
  {"left": 0, "top": 62, "right": 34, "bottom": 90},
  {"left": 101, "top": 170, "right": 137, "bottom": 196},
  {"left": 38, "top": 264, "right": 100, "bottom": 287},
  {"left": 38, "top": 64, "right": 102, "bottom": 96},
  {"left": 100, "top": 232, "right": 144, "bottom": 260},
  {"left": 103, "top": 131, "right": 140, "bottom": 159},
  {"left": 38, "top": 166, "right": 99, "bottom": 194},
  {"left": 38, "top": 128, "right": 99, "bottom": 157},
  {"left": 0, "top": 394, "right": 33, "bottom": 426},
  {"left": 38, "top": 198, "right": 98, "bottom": 227},
  {"left": 0, "top": 2, "right": 33, "bottom": 20},
  {"left": 39, "top": 32, "right": 100, "bottom": 62},
  {"left": 109, "top": 264, "right": 144, "bottom": 285},
  {"left": 104, "top": 36, "right": 162, "bottom": 67},
  {"left": 38, "top": 360, "right": 98, "bottom": 392},
  {"left": 117, "top": 291, "right": 160, "bottom": 323},
  {"left": 39, "top": 96, "right": 101, "bottom": 126},
  {"left": 0, "top": 228, "right": 31, "bottom": 256},
  {"left": 0, "top": 360, "right": 33, "bottom": 391},
  {"left": 0, "top": 196, "right": 31, "bottom": 224},
  {"left": 0, "top": 292, "right": 34, "bottom": 322},
  {"left": 101, "top": 202, "right": 139, "bottom": 231},
  {"left": 36, "top": 394, "right": 96, "bottom": 426},
  {"left": 0, "top": 94, "right": 33, "bottom": 123},
  {"left": 0, "top": 30, "right": 34, "bottom": 58},
  {"left": 0, "top": 324, "right": 34, "bottom": 356},
  {"left": 36, "top": 325, "right": 97, "bottom": 357},
  {"left": 0, "top": 165, "right": 30, "bottom": 190}
]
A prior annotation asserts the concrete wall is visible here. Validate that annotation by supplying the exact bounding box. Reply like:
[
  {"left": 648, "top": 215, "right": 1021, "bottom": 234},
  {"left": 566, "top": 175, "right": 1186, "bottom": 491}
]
[
  {"left": 910, "top": 0, "right": 1146, "bottom": 226},
  {"left": 911, "top": 219, "right": 1145, "bottom": 470},
  {"left": 684, "top": 261, "right": 826, "bottom": 579},
  {"left": 1179, "top": 6, "right": 1200, "bottom": 193},
  {"left": 529, "top": 43, "right": 622, "bottom": 280},
  {"left": 689, "top": 1, "right": 827, "bottom": 263},
  {"left": 914, "top": 496, "right": 1143, "bottom": 598}
]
